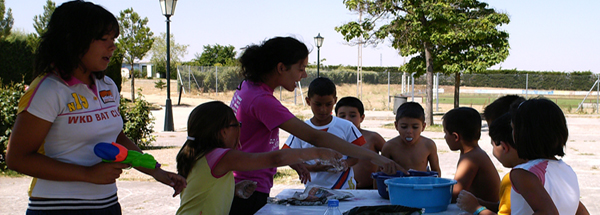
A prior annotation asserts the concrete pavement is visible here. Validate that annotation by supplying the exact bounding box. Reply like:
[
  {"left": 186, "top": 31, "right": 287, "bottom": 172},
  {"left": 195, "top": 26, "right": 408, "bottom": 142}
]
[{"left": 2, "top": 105, "right": 599, "bottom": 214}]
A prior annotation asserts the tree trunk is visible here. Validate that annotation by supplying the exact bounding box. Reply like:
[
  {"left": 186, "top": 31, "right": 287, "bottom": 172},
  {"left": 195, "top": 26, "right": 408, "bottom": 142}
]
[
  {"left": 424, "top": 42, "right": 434, "bottom": 126},
  {"left": 454, "top": 72, "right": 461, "bottom": 108},
  {"left": 130, "top": 64, "right": 135, "bottom": 101}
]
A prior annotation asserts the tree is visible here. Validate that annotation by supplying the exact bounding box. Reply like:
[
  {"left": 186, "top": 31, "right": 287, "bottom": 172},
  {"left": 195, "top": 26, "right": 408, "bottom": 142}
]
[
  {"left": 336, "top": 0, "right": 509, "bottom": 125},
  {"left": 192, "top": 44, "right": 237, "bottom": 66},
  {"left": 30, "top": 0, "right": 55, "bottom": 51},
  {"left": 117, "top": 8, "right": 154, "bottom": 101},
  {"left": 149, "top": 32, "right": 188, "bottom": 79},
  {"left": 0, "top": 0, "right": 14, "bottom": 40}
]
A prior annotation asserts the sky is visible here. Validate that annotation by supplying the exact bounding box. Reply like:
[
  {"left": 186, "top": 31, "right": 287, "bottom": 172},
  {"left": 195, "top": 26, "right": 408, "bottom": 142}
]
[{"left": 5, "top": 0, "right": 600, "bottom": 73}]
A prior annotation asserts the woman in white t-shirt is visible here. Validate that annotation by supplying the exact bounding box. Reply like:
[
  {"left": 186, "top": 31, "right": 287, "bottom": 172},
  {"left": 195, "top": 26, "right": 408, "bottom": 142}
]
[{"left": 6, "top": 1, "right": 185, "bottom": 214}]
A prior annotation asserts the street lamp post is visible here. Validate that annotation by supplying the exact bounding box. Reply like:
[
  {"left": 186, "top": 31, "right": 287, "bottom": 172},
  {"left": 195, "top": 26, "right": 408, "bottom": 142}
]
[
  {"left": 159, "top": 0, "right": 177, "bottom": 131},
  {"left": 314, "top": 33, "right": 324, "bottom": 77}
]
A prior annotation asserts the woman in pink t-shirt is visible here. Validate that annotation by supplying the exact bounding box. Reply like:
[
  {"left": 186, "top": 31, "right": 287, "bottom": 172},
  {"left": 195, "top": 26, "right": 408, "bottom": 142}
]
[{"left": 229, "top": 36, "right": 407, "bottom": 214}]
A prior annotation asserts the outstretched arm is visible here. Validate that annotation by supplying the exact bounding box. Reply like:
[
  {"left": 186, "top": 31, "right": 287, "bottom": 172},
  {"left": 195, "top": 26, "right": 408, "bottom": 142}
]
[
  {"left": 116, "top": 131, "right": 186, "bottom": 197},
  {"left": 280, "top": 117, "right": 406, "bottom": 175},
  {"left": 456, "top": 190, "right": 498, "bottom": 215},
  {"left": 214, "top": 147, "right": 343, "bottom": 176}
]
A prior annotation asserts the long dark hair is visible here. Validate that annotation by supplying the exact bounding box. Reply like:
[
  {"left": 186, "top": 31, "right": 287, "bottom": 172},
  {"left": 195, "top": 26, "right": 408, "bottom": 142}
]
[
  {"left": 238, "top": 37, "right": 308, "bottom": 84},
  {"left": 34, "top": 0, "right": 119, "bottom": 80},
  {"left": 176, "top": 101, "right": 237, "bottom": 178},
  {"left": 511, "top": 97, "right": 567, "bottom": 159}
]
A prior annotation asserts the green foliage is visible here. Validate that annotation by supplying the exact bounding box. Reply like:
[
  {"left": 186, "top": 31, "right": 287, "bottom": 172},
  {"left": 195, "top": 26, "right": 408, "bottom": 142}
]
[
  {"left": 149, "top": 32, "right": 188, "bottom": 79},
  {"left": 33, "top": 0, "right": 55, "bottom": 37},
  {"left": 0, "top": 39, "right": 34, "bottom": 85},
  {"left": 193, "top": 44, "right": 237, "bottom": 66},
  {"left": 117, "top": 8, "right": 154, "bottom": 64},
  {"left": 336, "top": 0, "right": 510, "bottom": 124},
  {"left": 154, "top": 79, "right": 166, "bottom": 90},
  {"left": 0, "top": 81, "right": 26, "bottom": 171},
  {"left": 105, "top": 47, "right": 124, "bottom": 92},
  {"left": 0, "top": 0, "right": 14, "bottom": 40},
  {"left": 117, "top": 8, "right": 154, "bottom": 101},
  {"left": 30, "top": 0, "right": 55, "bottom": 51},
  {"left": 119, "top": 91, "right": 155, "bottom": 149}
]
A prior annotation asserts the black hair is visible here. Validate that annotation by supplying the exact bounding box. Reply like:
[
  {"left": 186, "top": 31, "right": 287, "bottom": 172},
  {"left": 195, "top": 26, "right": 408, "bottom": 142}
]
[
  {"left": 483, "top": 95, "right": 525, "bottom": 123},
  {"left": 238, "top": 37, "right": 309, "bottom": 84},
  {"left": 34, "top": 0, "right": 119, "bottom": 81},
  {"left": 395, "top": 102, "right": 425, "bottom": 122},
  {"left": 442, "top": 107, "right": 482, "bottom": 142},
  {"left": 176, "top": 101, "right": 238, "bottom": 178},
  {"left": 335, "top": 96, "right": 364, "bottom": 116},
  {"left": 489, "top": 113, "right": 515, "bottom": 148},
  {"left": 510, "top": 97, "right": 567, "bottom": 159},
  {"left": 307, "top": 77, "right": 336, "bottom": 98}
]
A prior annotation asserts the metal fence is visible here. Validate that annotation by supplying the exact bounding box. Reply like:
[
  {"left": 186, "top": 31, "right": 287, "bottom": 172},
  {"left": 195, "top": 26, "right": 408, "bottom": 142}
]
[{"left": 177, "top": 65, "right": 600, "bottom": 114}]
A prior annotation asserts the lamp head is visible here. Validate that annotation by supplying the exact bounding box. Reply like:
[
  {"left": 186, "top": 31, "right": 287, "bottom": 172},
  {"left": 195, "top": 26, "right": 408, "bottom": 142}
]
[
  {"left": 159, "top": 0, "right": 178, "bottom": 16},
  {"left": 315, "top": 33, "right": 324, "bottom": 48}
]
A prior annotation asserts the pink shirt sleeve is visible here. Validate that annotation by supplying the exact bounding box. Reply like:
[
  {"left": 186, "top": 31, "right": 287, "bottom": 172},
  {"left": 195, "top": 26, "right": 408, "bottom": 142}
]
[
  {"left": 249, "top": 94, "right": 295, "bottom": 130},
  {"left": 206, "top": 148, "right": 232, "bottom": 178}
]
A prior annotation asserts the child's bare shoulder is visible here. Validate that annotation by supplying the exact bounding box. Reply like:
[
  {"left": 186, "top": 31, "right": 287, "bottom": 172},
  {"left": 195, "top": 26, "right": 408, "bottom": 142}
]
[
  {"left": 460, "top": 148, "right": 490, "bottom": 164},
  {"left": 362, "top": 129, "right": 385, "bottom": 141},
  {"left": 382, "top": 136, "right": 401, "bottom": 150},
  {"left": 418, "top": 136, "right": 437, "bottom": 148}
]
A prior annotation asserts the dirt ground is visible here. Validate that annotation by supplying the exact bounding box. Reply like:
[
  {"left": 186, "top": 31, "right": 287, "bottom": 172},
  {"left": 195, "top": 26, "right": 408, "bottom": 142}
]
[{"left": 1, "top": 78, "right": 599, "bottom": 214}]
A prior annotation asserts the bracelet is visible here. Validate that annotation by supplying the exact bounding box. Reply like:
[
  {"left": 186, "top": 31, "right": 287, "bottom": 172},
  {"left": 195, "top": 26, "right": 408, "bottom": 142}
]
[{"left": 473, "top": 206, "right": 486, "bottom": 215}]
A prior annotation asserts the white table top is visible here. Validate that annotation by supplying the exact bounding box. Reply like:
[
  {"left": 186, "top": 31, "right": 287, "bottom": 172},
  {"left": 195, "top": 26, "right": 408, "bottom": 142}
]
[{"left": 256, "top": 189, "right": 463, "bottom": 215}]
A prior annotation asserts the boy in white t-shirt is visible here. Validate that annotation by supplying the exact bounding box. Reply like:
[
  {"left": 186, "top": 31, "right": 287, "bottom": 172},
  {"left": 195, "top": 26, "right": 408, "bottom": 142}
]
[{"left": 284, "top": 77, "right": 365, "bottom": 189}]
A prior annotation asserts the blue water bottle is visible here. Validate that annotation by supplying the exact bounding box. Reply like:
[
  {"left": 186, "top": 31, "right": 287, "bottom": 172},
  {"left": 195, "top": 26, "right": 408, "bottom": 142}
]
[{"left": 324, "top": 199, "right": 342, "bottom": 215}]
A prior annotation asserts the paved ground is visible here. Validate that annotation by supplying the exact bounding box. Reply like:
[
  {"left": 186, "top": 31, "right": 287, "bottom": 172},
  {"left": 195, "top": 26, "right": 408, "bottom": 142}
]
[{"left": 2, "top": 105, "right": 599, "bottom": 214}]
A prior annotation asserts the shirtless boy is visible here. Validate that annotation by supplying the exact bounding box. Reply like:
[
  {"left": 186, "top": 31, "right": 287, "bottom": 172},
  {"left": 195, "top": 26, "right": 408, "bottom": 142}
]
[
  {"left": 381, "top": 102, "right": 441, "bottom": 176},
  {"left": 443, "top": 107, "right": 500, "bottom": 203},
  {"left": 335, "top": 96, "right": 386, "bottom": 189}
]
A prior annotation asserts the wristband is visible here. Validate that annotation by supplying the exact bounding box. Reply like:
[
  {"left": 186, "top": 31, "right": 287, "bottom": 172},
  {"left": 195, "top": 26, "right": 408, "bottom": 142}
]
[{"left": 473, "top": 206, "right": 486, "bottom": 215}]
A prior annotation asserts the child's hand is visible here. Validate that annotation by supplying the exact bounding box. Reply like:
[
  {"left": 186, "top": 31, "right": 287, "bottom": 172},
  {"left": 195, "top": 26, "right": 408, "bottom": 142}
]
[
  {"left": 456, "top": 190, "right": 481, "bottom": 213},
  {"left": 151, "top": 168, "right": 187, "bottom": 197},
  {"left": 86, "top": 162, "right": 130, "bottom": 184},
  {"left": 290, "top": 163, "right": 311, "bottom": 184},
  {"left": 235, "top": 180, "right": 257, "bottom": 199},
  {"left": 372, "top": 155, "right": 407, "bottom": 175}
]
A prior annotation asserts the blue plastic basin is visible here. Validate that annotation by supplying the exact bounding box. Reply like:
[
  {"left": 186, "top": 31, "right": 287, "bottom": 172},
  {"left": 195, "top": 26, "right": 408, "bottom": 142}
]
[
  {"left": 371, "top": 170, "right": 438, "bottom": 199},
  {"left": 384, "top": 177, "right": 457, "bottom": 213}
]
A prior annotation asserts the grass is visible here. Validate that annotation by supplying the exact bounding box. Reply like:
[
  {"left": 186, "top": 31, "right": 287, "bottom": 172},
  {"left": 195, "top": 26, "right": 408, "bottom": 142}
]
[
  {"left": 273, "top": 168, "right": 302, "bottom": 185},
  {"left": 0, "top": 169, "right": 24, "bottom": 177}
]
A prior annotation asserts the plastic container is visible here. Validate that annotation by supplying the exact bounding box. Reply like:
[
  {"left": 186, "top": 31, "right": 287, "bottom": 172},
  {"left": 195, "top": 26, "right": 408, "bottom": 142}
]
[
  {"left": 384, "top": 177, "right": 457, "bottom": 213},
  {"left": 371, "top": 170, "right": 438, "bottom": 199},
  {"left": 323, "top": 199, "right": 342, "bottom": 215}
]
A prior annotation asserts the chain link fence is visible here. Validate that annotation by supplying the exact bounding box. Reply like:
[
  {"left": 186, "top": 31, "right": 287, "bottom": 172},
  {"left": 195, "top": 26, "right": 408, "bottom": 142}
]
[{"left": 177, "top": 65, "right": 600, "bottom": 114}]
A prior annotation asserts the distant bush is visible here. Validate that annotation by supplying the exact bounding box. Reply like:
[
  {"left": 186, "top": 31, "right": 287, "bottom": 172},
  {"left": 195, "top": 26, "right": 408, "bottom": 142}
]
[
  {"left": 0, "top": 81, "right": 26, "bottom": 171},
  {"left": 0, "top": 39, "right": 34, "bottom": 85},
  {"left": 119, "top": 91, "right": 156, "bottom": 149}
]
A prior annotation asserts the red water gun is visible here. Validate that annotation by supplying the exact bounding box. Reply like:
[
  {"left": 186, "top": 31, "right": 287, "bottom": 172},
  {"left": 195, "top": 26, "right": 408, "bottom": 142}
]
[{"left": 94, "top": 142, "right": 160, "bottom": 169}]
